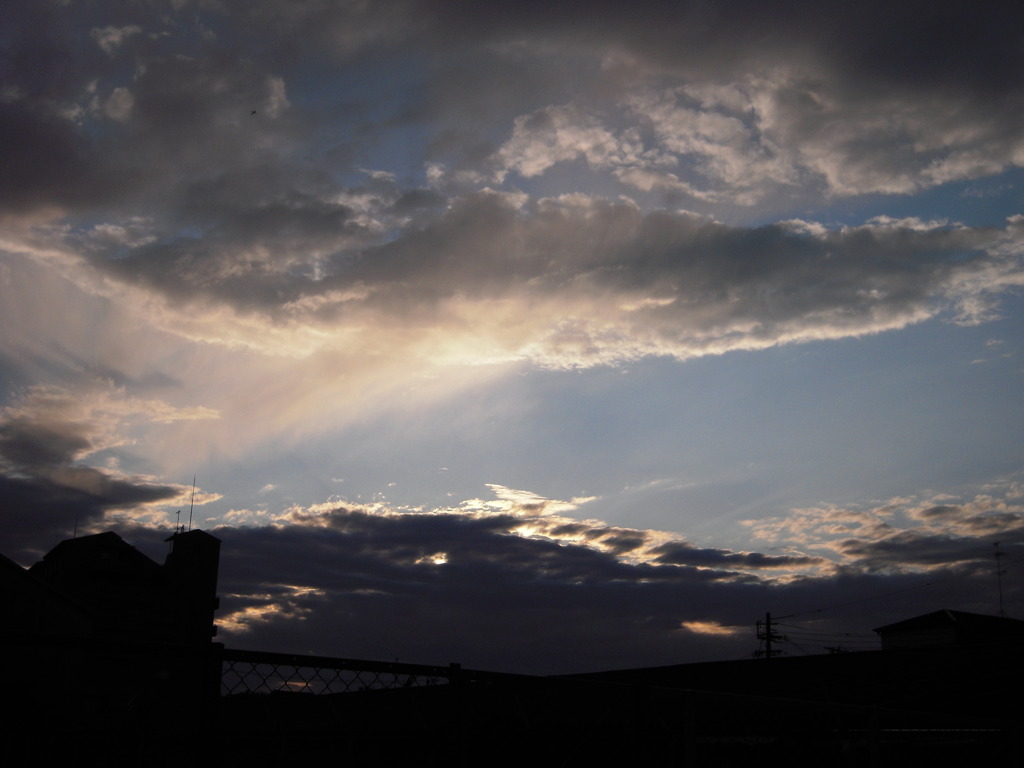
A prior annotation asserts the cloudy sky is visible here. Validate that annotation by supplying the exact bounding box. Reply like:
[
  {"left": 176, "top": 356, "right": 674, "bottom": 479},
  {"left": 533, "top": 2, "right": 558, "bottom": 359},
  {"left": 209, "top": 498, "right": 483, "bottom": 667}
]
[{"left": 3, "top": 0, "right": 1023, "bottom": 673}]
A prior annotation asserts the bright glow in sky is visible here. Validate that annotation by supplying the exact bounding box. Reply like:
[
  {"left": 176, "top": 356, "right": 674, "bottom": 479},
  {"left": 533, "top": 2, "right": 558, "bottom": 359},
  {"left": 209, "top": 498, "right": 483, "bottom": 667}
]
[{"left": 2, "top": 0, "right": 1023, "bottom": 673}]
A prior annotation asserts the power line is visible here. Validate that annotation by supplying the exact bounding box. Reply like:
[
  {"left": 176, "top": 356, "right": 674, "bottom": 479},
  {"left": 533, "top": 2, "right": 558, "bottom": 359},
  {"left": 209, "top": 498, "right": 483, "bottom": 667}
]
[
  {"left": 776, "top": 552, "right": 1020, "bottom": 622},
  {"left": 754, "top": 543, "right": 1023, "bottom": 657},
  {"left": 776, "top": 625, "right": 876, "bottom": 639}
]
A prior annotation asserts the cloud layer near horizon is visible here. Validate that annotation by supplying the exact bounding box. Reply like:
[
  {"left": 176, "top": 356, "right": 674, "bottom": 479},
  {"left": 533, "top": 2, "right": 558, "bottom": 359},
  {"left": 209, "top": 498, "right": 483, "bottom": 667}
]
[{"left": 133, "top": 480, "right": 1024, "bottom": 673}]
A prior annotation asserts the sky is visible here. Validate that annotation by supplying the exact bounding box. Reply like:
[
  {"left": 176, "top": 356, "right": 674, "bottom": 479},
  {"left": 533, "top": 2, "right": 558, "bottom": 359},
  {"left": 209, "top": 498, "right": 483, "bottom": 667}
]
[{"left": 2, "top": 0, "right": 1023, "bottom": 674}]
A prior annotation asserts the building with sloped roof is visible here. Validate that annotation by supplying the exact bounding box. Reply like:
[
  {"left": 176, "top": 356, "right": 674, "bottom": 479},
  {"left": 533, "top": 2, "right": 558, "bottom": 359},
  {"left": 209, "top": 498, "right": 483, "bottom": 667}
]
[
  {"left": 3, "top": 529, "right": 222, "bottom": 765},
  {"left": 18, "top": 528, "right": 220, "bottom": 644},
  {"left": 873, "top": 608, "right": 1024, "bottom": 650}
]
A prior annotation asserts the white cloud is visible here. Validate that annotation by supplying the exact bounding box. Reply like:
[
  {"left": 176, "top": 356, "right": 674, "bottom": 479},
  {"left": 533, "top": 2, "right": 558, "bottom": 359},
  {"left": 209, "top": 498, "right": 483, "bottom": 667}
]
[
  {"left": 497, "top": 105, "right": 627, "bottom": 178},
  {"left": 744, "top": 482, "right": 1024, "bottom": 572},
  {"left": 90, "top": 24, "right": 142, "bottom": 54},
  {"left": 265, "top": 76, "right": 290, "bottom": 118},
  {"left": 104, "top": 87, "right": 134, "bottom": 122},
  {"left": 218, "top": 584, "right": 324, "bottom": 635}
]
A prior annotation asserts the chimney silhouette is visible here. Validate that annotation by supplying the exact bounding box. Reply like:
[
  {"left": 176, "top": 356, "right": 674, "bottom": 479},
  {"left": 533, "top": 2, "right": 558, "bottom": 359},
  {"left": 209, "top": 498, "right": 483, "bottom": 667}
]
[{"left": 163, "top": 529, "right": 221, "bottom": 644}]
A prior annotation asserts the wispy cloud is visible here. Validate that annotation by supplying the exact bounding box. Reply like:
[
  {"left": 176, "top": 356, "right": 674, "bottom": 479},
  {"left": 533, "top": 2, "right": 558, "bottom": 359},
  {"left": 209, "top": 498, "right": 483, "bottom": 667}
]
[{"left": 745, "top": 483, "right": 1024, "bottom": 573}]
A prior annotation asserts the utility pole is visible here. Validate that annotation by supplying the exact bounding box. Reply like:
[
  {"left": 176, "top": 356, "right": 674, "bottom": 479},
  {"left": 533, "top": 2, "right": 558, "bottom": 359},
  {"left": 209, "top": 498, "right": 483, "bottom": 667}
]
[
  {"left": 755, "top": 612, "right": 785, "bottom": 659},
  {"left": 994, "top": 542, "right": 1006, "bottom": 617}
]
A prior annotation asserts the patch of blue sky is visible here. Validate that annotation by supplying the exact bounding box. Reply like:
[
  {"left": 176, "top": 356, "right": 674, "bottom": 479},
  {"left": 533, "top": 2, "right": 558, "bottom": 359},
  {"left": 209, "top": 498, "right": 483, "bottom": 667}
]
[
  {"left": 195, "top": 287, "right": 1021, "bottom": 542},
  {"left": 788, "top": 169, "right": 1024, "bottom": 230},
  {"left": 283, "top": 48, "right": 436, "bottom": 183}
]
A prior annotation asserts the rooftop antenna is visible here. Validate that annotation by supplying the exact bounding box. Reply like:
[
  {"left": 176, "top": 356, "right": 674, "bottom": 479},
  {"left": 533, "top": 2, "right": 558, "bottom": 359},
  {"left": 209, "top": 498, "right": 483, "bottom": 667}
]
[
  {"left": 188, "top": 476, "right": 196, "bottom": 532},
  {"left": 994, "top": 542, "right": 1006, "bottom": 617}
]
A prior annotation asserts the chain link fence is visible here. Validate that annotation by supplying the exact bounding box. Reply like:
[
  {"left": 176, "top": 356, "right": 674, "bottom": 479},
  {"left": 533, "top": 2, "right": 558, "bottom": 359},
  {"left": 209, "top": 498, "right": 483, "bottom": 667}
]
[{"left": 220, "top": 648, "right": 459, "bottom": 695}]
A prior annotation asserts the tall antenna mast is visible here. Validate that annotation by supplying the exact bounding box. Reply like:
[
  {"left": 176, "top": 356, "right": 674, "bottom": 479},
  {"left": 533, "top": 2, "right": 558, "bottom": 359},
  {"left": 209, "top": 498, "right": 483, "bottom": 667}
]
[
  {"left": 994, "top": 542, "right": 1006, "bottom": 617},
  {"left": 188, "top": 476, "right": 196, "bottom": 532}
]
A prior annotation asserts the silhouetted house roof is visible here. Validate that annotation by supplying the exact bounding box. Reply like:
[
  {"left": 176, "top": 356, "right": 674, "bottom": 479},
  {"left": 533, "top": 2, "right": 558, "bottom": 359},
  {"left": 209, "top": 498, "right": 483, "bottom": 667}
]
[
  {"left": 7, "top": 529, "right": 220, "bottom": 645},
  {"left": 2, "top": 549, "right": 100, "bottom": 636},
  {"left": 568, "top": 608, "right": 1024, "bottom": 727},
  {"left": 3, "top": 532, "right": 222, "bottom": 764},
  {"left": 873, "top": 609, "right": 1024, "bottom": 650},
  {"left": 27, "top": 531, "right": 162, "bottom": 636}
]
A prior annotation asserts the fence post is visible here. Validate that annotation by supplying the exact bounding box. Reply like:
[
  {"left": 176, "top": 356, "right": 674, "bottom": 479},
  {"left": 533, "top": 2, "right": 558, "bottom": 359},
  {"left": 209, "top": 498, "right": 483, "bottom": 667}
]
[
  {"left": 682, "top": 689, "right": 696, "bottom": 766},
  {"left": 448, "top": 662, "right": 465, "bottom": 767}
]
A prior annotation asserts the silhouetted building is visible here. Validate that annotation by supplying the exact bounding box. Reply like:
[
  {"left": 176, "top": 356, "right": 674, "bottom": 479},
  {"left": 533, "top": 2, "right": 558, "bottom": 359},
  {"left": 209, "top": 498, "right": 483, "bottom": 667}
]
[
  {"left": 873, "top": 608, "right": 1024, "bottom": 650},
  {"left": 20, "top": 529, "right": 220, "bottom": 645},
  {"left": 1, "top": 549, "right": 97, "bottom": 637},
  {"left": 2, "top": 530, "right": 222, "bottom": 766},
  {"left": 6, "top": 533, "right": 1022, "bottom": 766}
]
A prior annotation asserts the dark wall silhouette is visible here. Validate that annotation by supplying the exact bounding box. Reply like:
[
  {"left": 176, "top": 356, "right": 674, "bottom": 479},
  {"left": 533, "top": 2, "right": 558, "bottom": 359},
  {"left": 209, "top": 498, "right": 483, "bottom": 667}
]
[{"left": 2, "top": 530, "right": 221, "bottom": 766}]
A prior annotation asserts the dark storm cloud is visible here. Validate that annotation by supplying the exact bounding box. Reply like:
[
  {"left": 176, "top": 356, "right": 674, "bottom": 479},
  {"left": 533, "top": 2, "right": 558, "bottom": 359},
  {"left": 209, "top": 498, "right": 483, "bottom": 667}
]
[
  {"left": 3, "top": 0, "right": 1021, "bottom": 341},
  {"left": 293, "top": 197, "right": 1012, "bottom": 366},
  {"left": 0, "top": 386, "right": 199, "bottom": 562},
  {"left": 6, "top": 0, "right": 1023, "bottom": 216},
  {"left": 2, "top": 1, "right": 314, "bottom": 215},
  {"left": 420, "top": 0, "right": 1024, "bottom": 95},
  {"left": 650, "top": 540, "right": 825, "bottom": 569},
  {"left": 99, "top": 192, "right": 367, "bottom": 307},
  {"left": 0, "top": 2, "right": 162, "bottom": 211},
  {"left": 0, "top": 419, "right": 91, "bottom": 469},
  {"left": 459, "top": 3, "right": 1024, "bottom": 202},
  {"left": 0, "top": 472, "right": 175, "bottom": 564},
  {"left": 16, "top": 185, "right": 1021, "bottom": 377},
  {"left": 71, "top": 190, "right": 1014, "bottom": 331},
  {"left": 0, "top": 446, "right": 177, "bottom": 562},
  {"left": 205, "top": 509, "right": 769, "bottom": 672},
  {"left": 747, "top": 492, "right": 1024, "bottom": 581},
  {"left": 915, "top": 505, "right": 960, "bottom": 519},
  {"left": 0, "top": 105, "right": 106, "bottom": 213},
  {"left": 102, "top": 498, "right": 1016, "bottom": 673},
  {"left": 837, "top": 528, "right": 1024, "bottom": 572}
]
